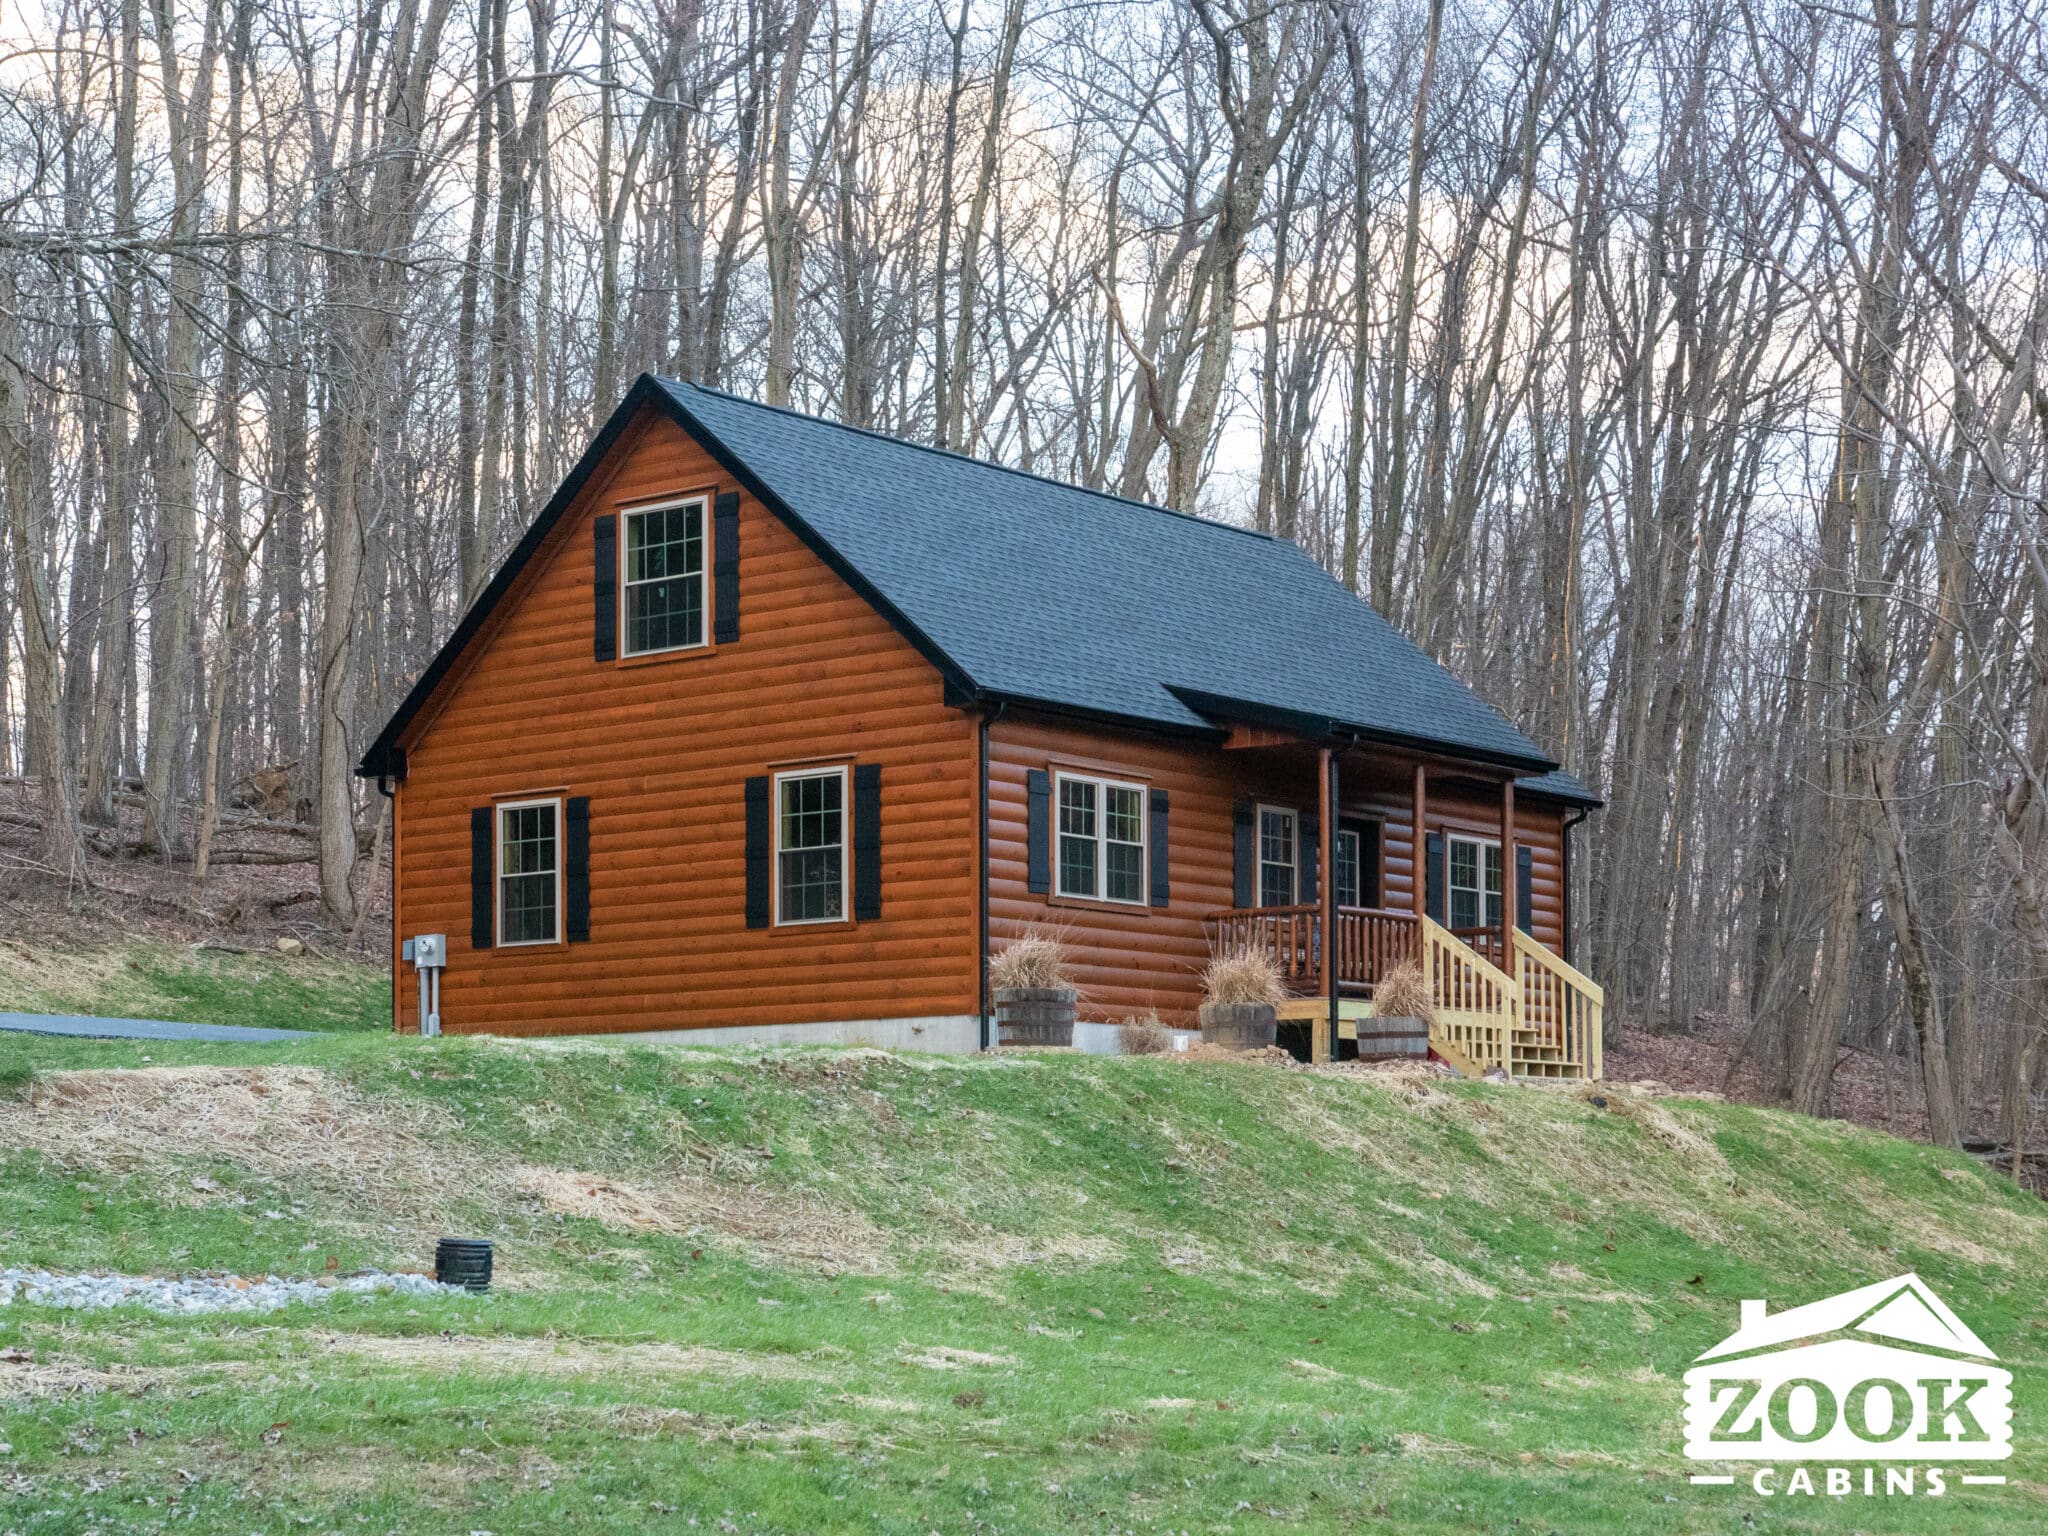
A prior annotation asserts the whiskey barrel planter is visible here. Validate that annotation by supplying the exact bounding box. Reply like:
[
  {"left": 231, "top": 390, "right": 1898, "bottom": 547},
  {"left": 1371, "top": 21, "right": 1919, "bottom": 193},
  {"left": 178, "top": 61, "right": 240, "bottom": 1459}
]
[
  {"left": 1354, "top": 1014, "right": 1428, "bottom": 1060},
  {"left": 995, "top": 986, "right": 1077, "bottom": 1047},
  {"left": 1197, "top": 1002, "right": 1278, "bottom": 1051}
]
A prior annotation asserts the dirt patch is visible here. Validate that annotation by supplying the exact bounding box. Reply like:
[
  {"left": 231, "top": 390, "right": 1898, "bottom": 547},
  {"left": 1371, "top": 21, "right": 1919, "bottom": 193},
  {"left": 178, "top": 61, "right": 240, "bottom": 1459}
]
[
  {"left": 0, "top": 1066, "right": 474, "bottom": 1215},
  {"left": 512, "top": 1165, "right": 890, "bottom": 1274},
  {"left": 1178, "top": 1043, "right": 1297, "bottom": 1067},
  {"left": 933, "top": 1232, "right": 1124, "bottom": 1272},
  {"left": 1576, "top": 1085, "right": 1722, "bottom": 1162},
  {"left": 1310, "top": 1059, "right": 1461, "bottom": 1090},
  {"left": 0, "top": 1065, "right": 893, "bottom": 1277},
  {"left": 316, "top": 1331, "right": 832, "bottom": 1381},
  {"left": 898, "top": 1343, "right": 1015, "bottom": 1370},
  {"left": 0, "top": 1351, "right": 212, "bottom": 1400}
]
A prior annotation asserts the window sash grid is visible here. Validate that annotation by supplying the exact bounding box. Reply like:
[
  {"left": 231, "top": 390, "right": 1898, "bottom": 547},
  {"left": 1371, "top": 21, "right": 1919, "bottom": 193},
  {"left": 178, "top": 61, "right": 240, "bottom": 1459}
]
[
  {"left": 774, "top": 768, "right": 847, "bottom": 924},
  {"left": 622, "top": 500, "right": 707, "bottom": 656},
  {"left": 1054, "top": 773, "right": 1146, "bottom": 905},
  {"left": 496, "top": 799, "right": 561, "bottom": 946},
  {"left": 1257, "top": 806, "right": 1297, "bottom": 908}
]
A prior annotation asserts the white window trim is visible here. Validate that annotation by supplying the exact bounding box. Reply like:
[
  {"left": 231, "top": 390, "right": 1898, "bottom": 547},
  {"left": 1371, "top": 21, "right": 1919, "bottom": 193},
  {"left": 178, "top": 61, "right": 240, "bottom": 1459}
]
[
  {"left": 1445, "top": 833, "right": 1503, "bottom": 930},
  {"left": 772, "top": 764, "right": 850, "bottom": 927},
  {"left": 1255, "top": 802, "right": 1299, "bottom": 908},
  {"left": 1054, "top": 770, "right": 1149, "bottom": 906},
  {"left": 620, "top": 495, "right": 711, "bottom": 658},
  {"left": 496, "top": 796, "right": 565, "bottom": 947}
]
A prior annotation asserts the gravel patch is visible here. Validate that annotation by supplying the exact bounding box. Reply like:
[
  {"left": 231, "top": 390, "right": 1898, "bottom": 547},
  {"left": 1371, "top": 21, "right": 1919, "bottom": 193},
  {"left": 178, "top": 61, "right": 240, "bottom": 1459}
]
[{"left": 0, "top": 1267, "right": 467, "bottom": 1315}]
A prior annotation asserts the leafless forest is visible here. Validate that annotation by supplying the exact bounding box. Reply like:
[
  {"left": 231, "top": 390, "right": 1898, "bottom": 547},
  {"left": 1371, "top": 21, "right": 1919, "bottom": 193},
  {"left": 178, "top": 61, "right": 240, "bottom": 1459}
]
[{"left": 0, "top": 0, "right": 2044, "bottom": 1145}]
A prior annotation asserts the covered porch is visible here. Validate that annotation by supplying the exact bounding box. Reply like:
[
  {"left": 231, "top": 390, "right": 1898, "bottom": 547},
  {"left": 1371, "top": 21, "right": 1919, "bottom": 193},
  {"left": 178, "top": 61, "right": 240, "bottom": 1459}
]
[{"left": 1195, "top": 724, "right": 1603, "bottom": 1079}]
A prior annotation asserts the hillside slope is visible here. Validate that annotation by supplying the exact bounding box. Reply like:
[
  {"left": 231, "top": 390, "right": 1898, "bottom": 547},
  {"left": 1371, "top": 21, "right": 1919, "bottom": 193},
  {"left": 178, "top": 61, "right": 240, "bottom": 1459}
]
[{"left": 0, "top": 1032, "right": 2040, "bottom": 1533}]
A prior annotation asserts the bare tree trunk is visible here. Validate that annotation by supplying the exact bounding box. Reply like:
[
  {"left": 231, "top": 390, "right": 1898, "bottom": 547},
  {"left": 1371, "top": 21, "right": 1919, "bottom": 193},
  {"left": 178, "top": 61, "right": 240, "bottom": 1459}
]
[
  {"left": 0, "top": 261, "right": 83, "bottom": 887},
  {"left": 1370, "top": 0, "right": 1444, "bottom": 611},
  {"left": 762, "top": 0, "right": 821, "bottom": 406},
  {"left": 140, "top": 0, "right": 225, "bottom": 858},
  {"left": 941, "top": 0, "right": 1025, "bottom": 450},
  {"left": 81, "top": 0, "right": 142, "bottom": 826}
]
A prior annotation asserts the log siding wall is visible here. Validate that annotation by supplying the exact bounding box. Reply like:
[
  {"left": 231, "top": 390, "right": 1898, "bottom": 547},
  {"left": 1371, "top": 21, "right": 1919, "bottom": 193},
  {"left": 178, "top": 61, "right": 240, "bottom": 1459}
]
[
  {"left": 390, "top": 410, "right": 980, "bottom": 1035},
  {"left": 988, "top": 711, "right": 1570, "bottom": 1026}
]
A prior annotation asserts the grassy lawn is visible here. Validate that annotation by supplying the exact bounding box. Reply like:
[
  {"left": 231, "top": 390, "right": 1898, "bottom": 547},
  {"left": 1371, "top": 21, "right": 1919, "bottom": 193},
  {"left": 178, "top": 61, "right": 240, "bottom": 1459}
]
[
  {"left": 0, "top": 939, "right": 388, "bottom": 1033},
  {"left": 0, "top": 1025, "right": 2041, "bottom": 1534}
]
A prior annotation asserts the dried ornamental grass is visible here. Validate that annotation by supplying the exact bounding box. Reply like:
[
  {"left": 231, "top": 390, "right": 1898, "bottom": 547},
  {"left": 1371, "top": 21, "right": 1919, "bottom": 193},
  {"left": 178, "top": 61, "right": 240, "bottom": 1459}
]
[
  {"left": 1117, "top": 1015, "right": 1172, "bottom": 1056},
  {"left": 1372, "top": 959, "right": 1436, "bottom": 1024},
  {"left": 1201, "top": 946, "right": 1285, "bottom": 1008},
  {"left": 988, "top": 924, "right": 1071, "bottom": 992}
]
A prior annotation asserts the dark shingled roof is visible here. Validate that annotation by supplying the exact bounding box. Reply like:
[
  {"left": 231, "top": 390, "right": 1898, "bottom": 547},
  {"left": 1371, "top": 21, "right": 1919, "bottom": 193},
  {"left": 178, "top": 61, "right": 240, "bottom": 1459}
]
[{"left": 359, "top": 375, "right": 1601, "bottom": 806}]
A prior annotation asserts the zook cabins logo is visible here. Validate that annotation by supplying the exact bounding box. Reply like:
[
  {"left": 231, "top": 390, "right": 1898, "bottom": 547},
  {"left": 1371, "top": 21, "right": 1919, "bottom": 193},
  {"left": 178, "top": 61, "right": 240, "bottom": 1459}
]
[{"left": 1682, "top": 1273, "right": 2012, "bottom": 1498}]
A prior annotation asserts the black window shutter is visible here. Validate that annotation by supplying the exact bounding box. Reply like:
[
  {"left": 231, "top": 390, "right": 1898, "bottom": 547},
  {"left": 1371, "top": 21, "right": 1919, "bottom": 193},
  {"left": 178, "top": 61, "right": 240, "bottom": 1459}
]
[
  {"left": 1362, "top": 821, "right": 1383, "bottom": 907},
  {"left": 1147, "top": 788, "right": 1170, "bottom": 908},
  {"left": 1424, "top": 830, "right": 1446, "bottom": 923},
  {"left": 1026, "top": 769, "right": 1052, "bottom": 894},
  {"left": 1232, "top": 801, "right": 1255, "bottom": 908},
  {"left": 593, "top": 514, "right": 618, "bottom": 662},
  {"left": 565, "top": 796, "right": 592, "bottom": 942},
  {"left": 1516, "top": 845, "right": 1535, "bottom": 935},
  {"left": 470, "top": 807, "right": 494, "bottom": 949},
  {"left": 1300, "top": 813, "right": 1319, "bottom": 903},
  {"left": 713, "top": 491, "right": 740, "bottom": 643},
  {"left": 744, "top": 776, "right": 771, "bottom": 928},
  {"left": 853, "top": 764, "right": 882, "bottom": 920}
]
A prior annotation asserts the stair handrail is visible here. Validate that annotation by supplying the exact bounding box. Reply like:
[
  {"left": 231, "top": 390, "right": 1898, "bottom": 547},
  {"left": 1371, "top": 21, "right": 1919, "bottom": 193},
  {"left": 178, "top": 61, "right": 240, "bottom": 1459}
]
[
  {"left": 1511, "top": 928, "right": 1605, "bottom": 1080},
  {"left": 1418, "top": 914, "right": 1518, "bottom": 1073}
]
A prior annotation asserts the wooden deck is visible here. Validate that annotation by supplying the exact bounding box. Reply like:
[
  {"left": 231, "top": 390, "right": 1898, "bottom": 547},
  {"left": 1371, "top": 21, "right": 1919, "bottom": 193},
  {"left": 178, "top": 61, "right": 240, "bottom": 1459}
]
[{"left": 1204, "top": 905, "right": 1603, "bottom": 1080}]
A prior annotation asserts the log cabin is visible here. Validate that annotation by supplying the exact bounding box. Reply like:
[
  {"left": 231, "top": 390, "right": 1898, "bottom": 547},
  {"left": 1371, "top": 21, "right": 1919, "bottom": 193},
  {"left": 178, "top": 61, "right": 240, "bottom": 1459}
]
[{"left": 358, "top": 375, "right": 1605, "bottom": 1077}]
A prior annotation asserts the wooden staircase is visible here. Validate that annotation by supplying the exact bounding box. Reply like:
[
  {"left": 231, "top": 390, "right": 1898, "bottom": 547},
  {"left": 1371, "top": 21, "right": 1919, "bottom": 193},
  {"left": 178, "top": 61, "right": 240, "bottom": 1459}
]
[{"left": 1416, "top": 917, "right": 1603, "bottom": 1081}]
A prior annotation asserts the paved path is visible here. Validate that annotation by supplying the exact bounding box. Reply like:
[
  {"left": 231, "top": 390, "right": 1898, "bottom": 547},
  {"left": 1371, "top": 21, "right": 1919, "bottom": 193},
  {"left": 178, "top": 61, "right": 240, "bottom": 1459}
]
[{"left": 0, "top": 1012, "right": 313, "bottom": 1043}]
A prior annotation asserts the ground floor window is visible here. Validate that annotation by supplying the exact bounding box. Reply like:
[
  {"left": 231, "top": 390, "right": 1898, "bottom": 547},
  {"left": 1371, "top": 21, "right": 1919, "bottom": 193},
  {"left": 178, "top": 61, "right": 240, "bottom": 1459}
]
[
  {"left": 498, "top": 798, "right": 561, "bottom": 945},
  {"left": 775, "top": 767, "right": 846, "bottom": 923},
  {"left": 1257, "top": 805, "right": 1298, "bottom": 907},
  {"left": 1447, "top": 834, "right": 1502, "bottom": 931},
  {"left": 1335, "top": 828, "right": 1361, "bottom": 908},
  {"left": 1057, "top": 772, "right": 1147, "bottom": 904}
]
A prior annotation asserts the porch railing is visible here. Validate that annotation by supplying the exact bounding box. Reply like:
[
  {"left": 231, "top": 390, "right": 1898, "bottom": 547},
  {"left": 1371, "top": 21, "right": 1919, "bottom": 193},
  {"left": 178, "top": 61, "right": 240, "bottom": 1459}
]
[
  {"left": 1208, "top": 904, "right": 1322, "bottom": 989},
  {"left": 1204, "top": 905, "right": 1421, "bottom": 994}
]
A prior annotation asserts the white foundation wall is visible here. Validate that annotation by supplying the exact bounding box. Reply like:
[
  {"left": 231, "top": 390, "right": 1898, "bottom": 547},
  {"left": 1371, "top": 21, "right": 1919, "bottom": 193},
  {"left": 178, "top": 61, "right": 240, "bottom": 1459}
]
[{"left": 512, "top": 1016, "right": 1200, "bottom": 1055}]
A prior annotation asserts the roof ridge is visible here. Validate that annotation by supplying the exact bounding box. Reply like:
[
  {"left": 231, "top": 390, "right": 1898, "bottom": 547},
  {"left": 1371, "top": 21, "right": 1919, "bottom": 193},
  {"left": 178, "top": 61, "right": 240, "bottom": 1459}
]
[{"left": 659, "top": 376, "right": 1285, "bottom": 546}]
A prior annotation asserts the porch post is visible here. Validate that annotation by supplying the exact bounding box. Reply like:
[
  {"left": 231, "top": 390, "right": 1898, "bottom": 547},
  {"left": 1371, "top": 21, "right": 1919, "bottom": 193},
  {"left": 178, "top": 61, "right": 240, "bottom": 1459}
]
[
  {"left": 1316, "top": 746, "right": 1335, "bottom": 1064},
  {"left": 1500, "top": 777, "right": 1516, "bottom": 965},
  {"left": 1411, "top": 764, "right": 1427, "bottom": 919}
]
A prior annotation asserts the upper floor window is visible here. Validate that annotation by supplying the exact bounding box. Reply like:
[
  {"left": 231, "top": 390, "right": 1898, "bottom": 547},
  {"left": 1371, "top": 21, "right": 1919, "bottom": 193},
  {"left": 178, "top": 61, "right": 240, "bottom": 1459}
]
[
  {"left": 498, "top": 798, "right": 561, "bottom": 945},
  {"left": 1448, "top": 834, "right": 1502, "bottom": 931},
  {"left": 1057, "top": 772, "right": 1146, "bottom": 904},
  {"left": 623, "top": 499, "right": 706, "bottom": 655},
  {"left": 776, "top": 767, "right": 846, "bottom": 924},
  {"left": 1257, "top": 805, "right": 1297, "bottom": 907}
]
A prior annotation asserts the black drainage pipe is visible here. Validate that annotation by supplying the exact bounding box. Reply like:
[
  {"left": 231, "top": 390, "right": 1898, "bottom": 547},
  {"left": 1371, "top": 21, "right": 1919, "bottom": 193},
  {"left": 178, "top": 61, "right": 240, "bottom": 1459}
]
[{"left": 435, "top": 1237, "right": 493, "bottom": 1292}]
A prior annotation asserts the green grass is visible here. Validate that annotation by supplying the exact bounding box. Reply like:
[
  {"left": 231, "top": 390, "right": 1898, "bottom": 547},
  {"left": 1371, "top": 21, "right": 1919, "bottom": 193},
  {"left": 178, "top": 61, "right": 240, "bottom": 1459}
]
[
  {"left": 0, "top": 938, "right": 387, "bottom": 1032},
  {"left": 0, "top": 1026, "right": 2041, "bottom": 1534}
]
